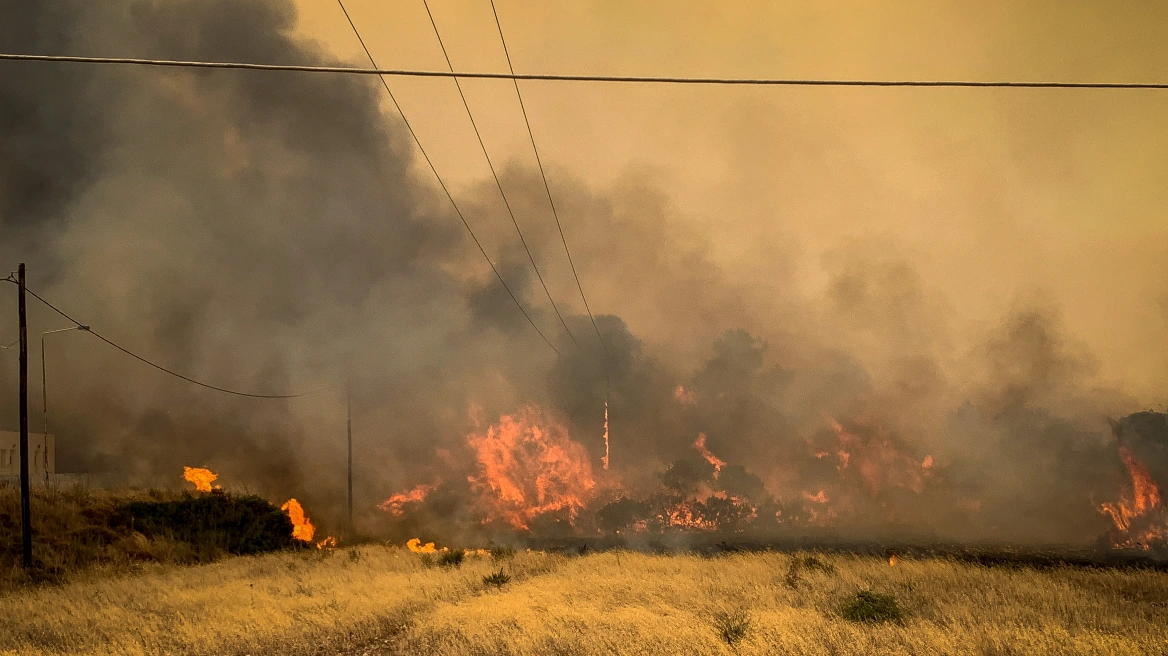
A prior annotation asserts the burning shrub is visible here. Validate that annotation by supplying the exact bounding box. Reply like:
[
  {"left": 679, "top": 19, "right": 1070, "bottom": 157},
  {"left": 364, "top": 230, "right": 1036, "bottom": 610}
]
[
  {"left": 712, "top": 608, "right": 752, "bottom": 645},
  {"left": 840, "top": 590, "right": 904, "bottom": 624},
  {"left": 121, "top": 491, "right": 294, "bottom": 556},
  {"left": 597, "top": 498, "right": 651, "bottom": 533},
  {"left": 482, "top": 568, "right": 511, "bottom": 587}
]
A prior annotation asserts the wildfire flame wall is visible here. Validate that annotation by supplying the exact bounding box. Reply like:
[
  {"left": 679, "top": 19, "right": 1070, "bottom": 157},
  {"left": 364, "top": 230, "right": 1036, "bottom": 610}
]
[{"left": 1, "top": 0, "right": 1166, "bottom": 547}]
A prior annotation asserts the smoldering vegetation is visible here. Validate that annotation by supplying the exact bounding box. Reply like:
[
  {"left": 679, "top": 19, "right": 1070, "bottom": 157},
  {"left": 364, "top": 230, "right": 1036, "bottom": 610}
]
[{"left": 1, "top": 0, "right": 1165, "bottom": 549}]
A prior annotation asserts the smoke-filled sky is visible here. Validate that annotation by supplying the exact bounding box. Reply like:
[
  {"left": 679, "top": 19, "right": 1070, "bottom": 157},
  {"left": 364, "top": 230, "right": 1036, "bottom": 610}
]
[
  {"left": 297, "top": 0, "right": 1168, "bottom": 396},
  {"left": 1, "top": 0, "right": 1167, "bottom": 541}
]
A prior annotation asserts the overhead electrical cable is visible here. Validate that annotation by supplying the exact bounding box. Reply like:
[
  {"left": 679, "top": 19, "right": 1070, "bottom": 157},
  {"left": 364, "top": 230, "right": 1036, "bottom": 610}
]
[
  {"left": 2, "top": 53, "right": 1168, "bottom": 89},
  {"left": 335, "top": 0, "right": 560, "bottom": 356},
  {"left": 24, "top": 287, "right": 320, "bottom": 398},
  {"left": 420, "top": 0, "right": 581, "bottom": 350},
  {"left": 488, "top": 0, "right": 609, "bottom": 358}
]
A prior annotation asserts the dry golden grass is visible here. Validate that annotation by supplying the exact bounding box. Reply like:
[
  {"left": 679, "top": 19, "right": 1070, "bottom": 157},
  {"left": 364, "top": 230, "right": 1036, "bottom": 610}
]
[
  {"left": 0, "top": 545, "right": 562, "bottom": 656},
  {"left": 1, "top": 548, "right": 1166, "bottom": 655}
]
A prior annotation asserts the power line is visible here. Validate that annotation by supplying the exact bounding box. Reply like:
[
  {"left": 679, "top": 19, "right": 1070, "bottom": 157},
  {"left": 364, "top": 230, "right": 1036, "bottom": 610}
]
[
  {"left": 24, "top": 287, "right": 319, "bottom": 399},
  {"left": 488, "top": 0, "right": 609, "bottom": 359},
  {"left": 420, "top": 0, "right": 581, "bottom": 350},
  {"left": 3, "top": 53, "right": 1166, "bottom": 89},
  {"left": 334, "top": 0, "right": 560, "bottom": 356}
]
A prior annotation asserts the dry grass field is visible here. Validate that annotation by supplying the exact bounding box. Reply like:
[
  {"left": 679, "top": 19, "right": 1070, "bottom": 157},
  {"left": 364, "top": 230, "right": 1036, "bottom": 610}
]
[{"left": 1, "top": 546, "right": 1166, "bottom": 656}]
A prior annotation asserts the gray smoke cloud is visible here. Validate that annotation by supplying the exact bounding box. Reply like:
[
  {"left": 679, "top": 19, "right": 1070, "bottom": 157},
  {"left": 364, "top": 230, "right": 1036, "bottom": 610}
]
[{"left": 1, "top": 0, "right": 1160, "bottom": 544}]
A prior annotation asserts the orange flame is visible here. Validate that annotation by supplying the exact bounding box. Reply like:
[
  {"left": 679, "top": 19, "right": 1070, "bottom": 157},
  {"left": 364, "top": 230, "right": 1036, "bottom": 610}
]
[
  {"left": 281, "top": 498, "right": 316, "bottom": 542},
  {"left": 889, "top": 553, "right": 899, "bottom": 566},
  {"left": 316, "top": 536, "right": 338, "bottom": 550},
  {"left": 467, "top": 406, "right": 596, "bottom": 530},
  {"left": 182, "top": 466, "right": 218, "bottom": 492},
  {"left": 693, "top": 433, "right": 726, "bottom": 477},
  {"left": 1099, "top": 446, "right": 1166, "bottom": 549},
  {"left": 380, "top": 483, "right": 436, "bottom": 516},
  {"left": 406, "top": 538, "right": 437, "bottom": 553},
  {"left": 602, "top": 396, "right": 610, "bottom": 471},
  {"left": 802, "top": 489, "right": 829, "bottom": 504}
]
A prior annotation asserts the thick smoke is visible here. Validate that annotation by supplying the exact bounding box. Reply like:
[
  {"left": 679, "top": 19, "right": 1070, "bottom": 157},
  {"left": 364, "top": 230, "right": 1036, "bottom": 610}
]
[{"left": 1, "top": 0, "right": 1161, "bottom": 544}]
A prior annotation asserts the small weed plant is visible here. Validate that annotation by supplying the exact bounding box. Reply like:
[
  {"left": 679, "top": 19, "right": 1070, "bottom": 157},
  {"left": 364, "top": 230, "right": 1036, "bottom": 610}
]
[
  {"left": 482, "top": 568, "right": 511, "bottom": 587},
  {"left": 841, "top": 590, "right": 905, "bottom": 624},
  {"left": 713, "top": 609, "right": 752, "bottom": 645}
]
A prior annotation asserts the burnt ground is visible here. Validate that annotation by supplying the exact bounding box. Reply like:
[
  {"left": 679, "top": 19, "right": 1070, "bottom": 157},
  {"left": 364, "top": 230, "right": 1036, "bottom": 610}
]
[{"left": 521, "top": 534, "right": 1168, "bottom": 570}]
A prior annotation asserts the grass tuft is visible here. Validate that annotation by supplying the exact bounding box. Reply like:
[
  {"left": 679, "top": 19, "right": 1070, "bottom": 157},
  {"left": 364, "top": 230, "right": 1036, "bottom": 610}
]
[
  {"left": 841, "top": 590, "right": 905, "bottom": 624},
  {"left": 490, "top": 546, "right": 516, "bottom": 562},
  {"left": 712, "top": 608, "right": 752, "bottom": 645}
]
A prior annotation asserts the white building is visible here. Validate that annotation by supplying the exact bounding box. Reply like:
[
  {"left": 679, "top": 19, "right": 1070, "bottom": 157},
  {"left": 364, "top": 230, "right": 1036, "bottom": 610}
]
[{"left": 0, "top": 431, "right": 55, "bottom": 479}]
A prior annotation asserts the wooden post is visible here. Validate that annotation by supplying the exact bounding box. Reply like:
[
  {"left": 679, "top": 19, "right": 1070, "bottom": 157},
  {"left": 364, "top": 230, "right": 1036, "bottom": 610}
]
[
  {"left": 347, "top": 382, "right": 353, "bottom": 536},
  {"left": 17, "top": 263, "right": 32, "bottom": 569}
]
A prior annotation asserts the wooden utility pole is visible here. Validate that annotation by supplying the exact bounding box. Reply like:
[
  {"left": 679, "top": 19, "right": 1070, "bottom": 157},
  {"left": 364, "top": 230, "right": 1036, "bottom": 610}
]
[
  {"left": 17, "top": 263, "right": 32, "bottom": 569},
  {"left": 346, "top": 382, "right": 353, "bottom": 536}
]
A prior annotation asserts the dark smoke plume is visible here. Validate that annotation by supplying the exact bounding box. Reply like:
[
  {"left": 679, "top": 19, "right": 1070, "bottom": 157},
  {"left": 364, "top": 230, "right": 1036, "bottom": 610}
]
[{"left": 1, "top": 0, "right": 1160, "bottom": 545}]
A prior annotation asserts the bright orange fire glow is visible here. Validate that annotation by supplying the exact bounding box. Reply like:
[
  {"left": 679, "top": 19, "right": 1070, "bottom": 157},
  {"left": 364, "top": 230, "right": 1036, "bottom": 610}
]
[
  {"left": 467, "top": 406, "right": 596, "bottom": 530},
  {"left": 674, "top": 385, "right": 696, "bottom": 405},
  {"left": 182, "top": 466, "right": 218, "bottom": 492},
  {"left": 693, "top": 433, "right": 726, "bottom": 477},
  {"left": 889, "top": 553, "right": 899, "bottom": 566},
  {"left": 602, "top": 396, "right": 610, "bottom": 471},
  {"left": 407, "top": 538, "right": 437, "bottom": 553},
  {"left": 802, "top": 490, "right": 828, "bottom": 504},
  {"left": 316, "top": 536, "right": 338, "bottom": 550},
  {"left": 281, "top": 498, "right": 316, "bottom": 542},
  {"left": 826, "top": 418, "right": 932, "bottom": 494},
  {"left": 379, "top": 483, "right": 436, "bottom": 516},
  {"left": 1099, "top": 446, "right": 1166, "bottom": 550}
]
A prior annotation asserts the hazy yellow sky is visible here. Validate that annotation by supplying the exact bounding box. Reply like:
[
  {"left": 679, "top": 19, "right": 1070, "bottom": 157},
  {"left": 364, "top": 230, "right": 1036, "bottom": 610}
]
[{"left": 292, "top": 0, "right": 1168, "bottom": 400}]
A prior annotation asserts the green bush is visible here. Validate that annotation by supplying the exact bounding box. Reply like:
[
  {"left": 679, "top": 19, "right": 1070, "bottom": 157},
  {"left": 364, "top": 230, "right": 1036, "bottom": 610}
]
[
  {"left": 490, "top": 547, "right": 515, "bottom": 562},
  {"left": 438, "top": 550, "right": 465, "bottom": 568},
  {"left": 482, "top": 568, "right": 511, "bottom": 587},
  {"left": 121, "top": 491, "right": 294, "bottom": 555},
  {"left": 840, "top": 590, "right": 904, "bottom": 624}
]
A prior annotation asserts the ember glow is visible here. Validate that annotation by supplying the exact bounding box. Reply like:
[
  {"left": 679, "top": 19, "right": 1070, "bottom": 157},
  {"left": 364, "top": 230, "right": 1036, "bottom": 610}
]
[
  {"left": 467, "top": 406, "right": 596, "bottom": 530},
  {"left": 379, "top": 483, "right": 436, "bottom": 516},
  {"left": 1099, "top": 446, "right": 1168, "bottom": 550},
  {"left": 693, "top": 433, "right": 726, "bottom": 477},
  {"left": 182, "top": 466, "right": 218, "bottom": 492},
  {"left": 281, "top": 498, "right": 316, "bottom": 542}
]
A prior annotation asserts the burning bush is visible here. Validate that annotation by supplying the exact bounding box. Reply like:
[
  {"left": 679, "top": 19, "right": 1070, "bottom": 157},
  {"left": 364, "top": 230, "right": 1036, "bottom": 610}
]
[{"left": 122, "top": 491, "right": 295, "bottom": 556}]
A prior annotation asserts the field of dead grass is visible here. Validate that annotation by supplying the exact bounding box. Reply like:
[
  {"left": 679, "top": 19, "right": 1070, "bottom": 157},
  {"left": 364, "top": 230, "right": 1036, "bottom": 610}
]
[{"left": 0, "top": 547, "right": 1166, "bottom": 655}]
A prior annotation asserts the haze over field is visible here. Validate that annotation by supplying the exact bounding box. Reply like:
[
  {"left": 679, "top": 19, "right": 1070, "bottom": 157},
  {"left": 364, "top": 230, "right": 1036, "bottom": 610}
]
[{"left": 1, "top": 0, "right": 1167, "bottom": 544}]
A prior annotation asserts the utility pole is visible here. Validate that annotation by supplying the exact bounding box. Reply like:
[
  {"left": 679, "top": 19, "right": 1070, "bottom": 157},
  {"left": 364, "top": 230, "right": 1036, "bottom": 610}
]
[
  {"left": 346, "top": 381, "right": 353, "bottom": 537},
  {"left": 17, "top": 263, "right": 32, "bottom": 569}
]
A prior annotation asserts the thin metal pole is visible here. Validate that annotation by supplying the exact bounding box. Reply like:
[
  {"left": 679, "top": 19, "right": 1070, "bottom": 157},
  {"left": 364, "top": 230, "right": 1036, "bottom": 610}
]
[{"left": 17, "top": 264, "right": 32, "bottom": 569}]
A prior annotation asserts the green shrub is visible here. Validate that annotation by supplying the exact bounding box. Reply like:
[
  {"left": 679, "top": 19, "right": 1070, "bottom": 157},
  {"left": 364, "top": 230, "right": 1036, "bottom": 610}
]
[
  {"left": 121, "top": 491, "right": 294, "bottom": 555},
  {"left": 482, "top": 568, "right": 511, "bottom": 587},
  {"left": 419, "top": 553, "right": 435, "bottom": 568},
  {"left": 712, "top": 609, "right": 752, "bottom": 645},
  {"left": 840, "top": 590, "right": 904, "bottom": 624},
  {"left": 438, "top": 550, "right": 464, "bottom": 568},
  {"left": 490, "top": 547, "right": 515, "bottom": 562}
]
